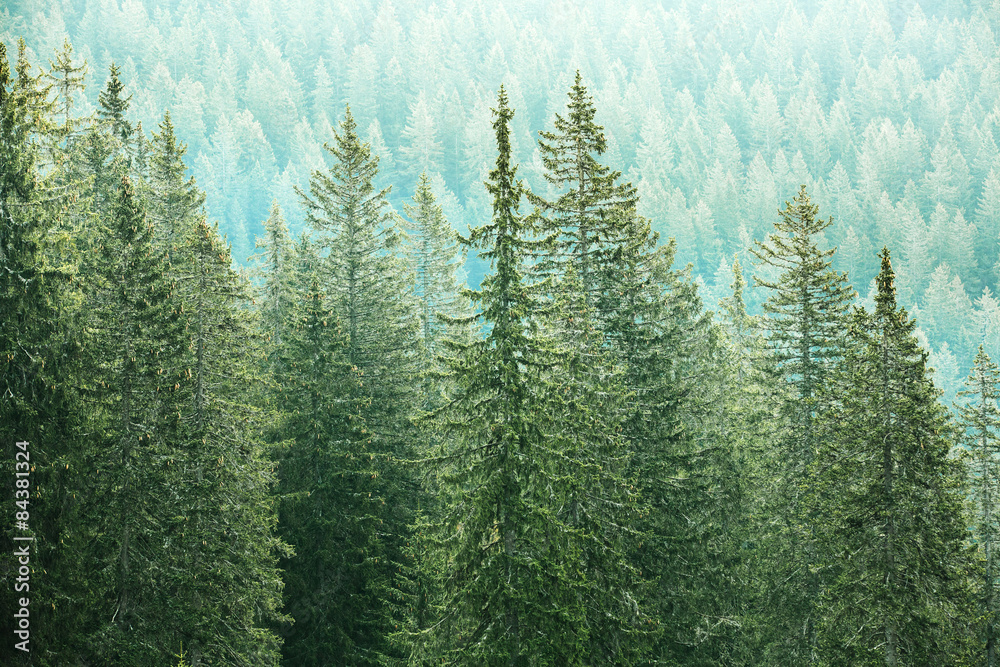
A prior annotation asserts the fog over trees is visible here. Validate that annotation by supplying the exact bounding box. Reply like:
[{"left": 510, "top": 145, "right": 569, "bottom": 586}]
[{"left": 3, "top": 0, "right": 1000, "bottom": 664}]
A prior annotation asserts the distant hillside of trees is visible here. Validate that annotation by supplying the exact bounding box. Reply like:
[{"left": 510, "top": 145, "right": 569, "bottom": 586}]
[{"left": 4, "top": 0, "right": 1000, "bottom": 388}]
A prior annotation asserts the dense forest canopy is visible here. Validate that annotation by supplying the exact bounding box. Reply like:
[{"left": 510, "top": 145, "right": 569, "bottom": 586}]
[{"left": 3, "top": 0, "right": 1000, "bottom": 665}]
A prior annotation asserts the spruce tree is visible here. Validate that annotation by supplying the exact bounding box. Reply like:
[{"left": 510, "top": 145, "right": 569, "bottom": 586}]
[
  {"left": 44, "top": 38, "right": 87, "bottom": 136},
  {"left": 528, "top": 70, "right": 638, "bottom": 311},
  {"left": 75, "top": 163, "right": 187, "bottom": 663},
  {"left": 411, "top": 86, "right": 646, "bottom": 666},
  {"left": 148, "top": 111, "right": 205, "bottom": 258},
  {"left": 98, "top": 63, "right": 134, "bottom": 146},
  {"left": 812, "top": 248, "right": 976, "bottom": 664},
  {"left": 403, "top": 171, "right": 474, "bottom": 409},
  {"left": 291, "top": 105, "right": 419, "bottom": 664},
  {"left": 166, "top": 214, "right": 288, "bottom": 665},
  {"left": 749, "top": 185, "right": 854, "bottom": 663},
  {"left": 751, "top": 185, "right": 854, "bottom": 446},
  {"left": 958, "top": 346, "right": 1000, "bottom": 667},
  {"left": 252, "top": 200, "right": 295, "bottom": 347},
  {"left": 0, "top": 42, "right": 80, "bottom": 667},
  {"left": 273, "top": 276, "right": 389, "bottom": 665}
]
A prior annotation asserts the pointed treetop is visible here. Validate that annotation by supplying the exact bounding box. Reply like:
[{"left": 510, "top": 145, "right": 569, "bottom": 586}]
[
  {"left": 722, "top": 253, "right": 749, "bottom": 325},
  {"left": 875, "top": 246, "right": 896, "bottom": 314},
  {"left": 339, "top": 103, "right": 357, "bottom": 138},
  {"left": 46, "top": 37, "right": 87, "bottom": 131},
  {"left": 98, "top": 63, "right": 133, "bottom": 143}
]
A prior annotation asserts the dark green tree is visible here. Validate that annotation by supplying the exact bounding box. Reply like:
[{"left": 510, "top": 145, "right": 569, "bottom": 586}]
[
  {"left": 44, "top": 38, "right": 87, "bottom": 135},
  {"left": 411, "top": 87, "right": 647, "bottom": 665},
  {"left": 74, "top": 164, "right": 186, "bottom": 664},
  {"left": 164, "top": 214, "right": 288, "bottom": 665},
  {"left": 528, "top": 70, "right": 638, "bottom": 311},
  {"left": 273, "top": 277, "right": 389, "bottom": 666},
  {"left": 812, "top": 248, "right": 976, "bottom": 664},
  {"left": 749, "top": 185, "right": 854, "bottom": 663},
  {"left": 403, "top": 171, "right": 474, "bottom": 409},
  {"left": 0, "top": 41, "right": 80, "bottom": 667},
  {"left": 147, "top": 110, "right": 205, "bottom": 258},
  {"left": 292, "top": 105, "right": 419, "bottom": 664},
  {"left": 958, "top": 346, "right": 1000, "bottom": 667},
  {"left": 97, "top": 62, "right": 134, "bottom": 146}
]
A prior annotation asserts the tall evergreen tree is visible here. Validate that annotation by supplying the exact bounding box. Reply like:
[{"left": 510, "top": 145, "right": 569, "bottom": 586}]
[
  {"left": 98, "top": 63, "right": 134, "bottom": 144},
  {"left": 272, "top": 276, "right": 389, "bottom": 665},
  {"left": 291, "top": 105, "right": 419, "bottom": 664},
  {"left": 252, "top": 200, "right": 295, "bottom": 347},
  {"left": 44, "top": 38, "right": 87, "bottom": 135},
  {"left": 74, "top": 163, "right": 186, "bottom": 663},
  {"left": 749, "top": 185, "right": 854, "bottom": 663},
  {"left": 812, "top": 248, "right": 976, "bottom": 664},
  {"left": 0, "top": 41, "right": 80, "bottom": 667},
  {"left": 147, "top": 110, "right": 205, "bottom": 258},
  {"left": 528, "top": 70, "right": 638, "bottom": 311},
  {"left": 958, "top": 346, "right": 1000, "bottom": 667},
  {"left": 403, "top": 171, "right": 473, "bottom": 409},
  {"left": 411, "top": 86, "right": 647, "bottom": 665}
]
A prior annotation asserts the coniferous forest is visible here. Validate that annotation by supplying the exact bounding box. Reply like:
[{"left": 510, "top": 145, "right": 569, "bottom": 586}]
[{"left": 4, "top": 0, "right": 1000, "bottom": 664}]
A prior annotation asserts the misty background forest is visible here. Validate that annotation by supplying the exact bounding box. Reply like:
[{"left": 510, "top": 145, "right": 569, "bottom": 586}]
[{"left": 4, "top": 0, "right": 1000, "bottom": 664}]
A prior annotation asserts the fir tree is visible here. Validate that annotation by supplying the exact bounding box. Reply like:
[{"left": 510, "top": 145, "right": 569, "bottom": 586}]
[
  {"left": 273, "top": 277, "right": 389, "bottom": 665},
  {"left": 75, "top": 163, "right": 187, "bottom": 663},
  {"left": 403, "top": 171, "right": 473, "bottom": 409},
  {"left": 812, "top": 248, "right": 976, "bottom": 664},
  {"left": 528, "top": 70, "right": 638, "bottom": 311},
  {"left": 148, "top": 111, "right": 205, "bottom": 259},
  {"left": 98, "top": 63, "right": 134, "bottom": 146},
  {"left": 412, "top": 86, "right": 647, "bottom": 665},
  {"left": 252, "top": 200, "right": 295, "bottom": 347},
  {"left": 293, "top": 105, "right": 419, "bottom": 664},
  {"left": 44, "top": 38, "right": 87, "bottom": 135},
  {"left": 0, "top": 42, "right": 79, "bottom": 667},
  {"left": 958, "top": 346, "right": 1000, "bottom": 667},
  {"left": 750, "top": 185, "right": 854, "bottom": 663}
]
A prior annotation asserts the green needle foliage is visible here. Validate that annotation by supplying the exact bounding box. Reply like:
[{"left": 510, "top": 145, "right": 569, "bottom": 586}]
[
  {"left": 274, "top": 278, "right": 390, "bottom": 665},
  {"left": 43, "top": 38, "right": 87, "bottom": 136},
  {"left": 403, "top": 171, "right": 474, "bottom": 410},
  {"left": 812, "top": 248, "right": 976, "bottom": 665},
  {"left": 412, "top": 87, "right": 646, "bottom": 666},
  {"left": 750, "top": 185, "right": 853, "bottom": 663},
  {"left": 751, "top": 185, "right": 854, "bottom": 445},
  {"left": 97, "top": 62, "right": 133, "bottom": 146},
  {"left": 291, "top": 105, "right": 419, "bottom": 665},
  {"left": 958, "top": 346, "right": 1000, "bottom": 666},
  {"left": 76, "top": 164, "right": 187, "bottom": 663},
  {"left": 528, "top": 71, "right": 638, "bottom": 312},
  {"left": 147, "top": 111, "right": 205, "bottom": 259}
]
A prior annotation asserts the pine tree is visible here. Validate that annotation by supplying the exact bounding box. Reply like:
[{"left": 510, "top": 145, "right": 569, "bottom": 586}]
[
  {"left": 169, "top": 213, "right": 288, "bottom": 665},
  {"left": 252, "top": 200, "right": 295, "bottom": 347},
  {"left": 812, "top": 248, "right": 976, "bottom": 664},
  {"left": 98, "top": 63, "right": 134, "bottom": 146},
  {"left": 403, "top": 171, "right": 474, "bottom": 409},
  {"left": 292, "top": 105, "right": 419, "bottom": 664},
  {"left": 273, "top": 276, "right": 389, "bottom": 665},
  {"left": 528, "top": 70, "right": 638, "bottom": 311},
  {"left": 147, "top": 111, "right": 205, "bottom": 258},
  {"left": 749, "top": 185, "right": 854, "bottom": 663},
  {"left": 44, "top": 38, "right": 87, "bottom": 135},
  {"left": 751, "top": 185, "right": 855, "bottom": 440},
  {"left": 297, "top": 104, "right": 418, "bottom": 416},
  {"left": 958, "top": 346, "right": 1000, "bottom": 667},
  {"left": 0, "top": 41, "right": 80, "bottom": 667},
  {"left": 412, "top": 86, "right": 647, "bottom": 665},
  {"left": 75, "top": 163, "right": 187, "bottom": 663}
]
